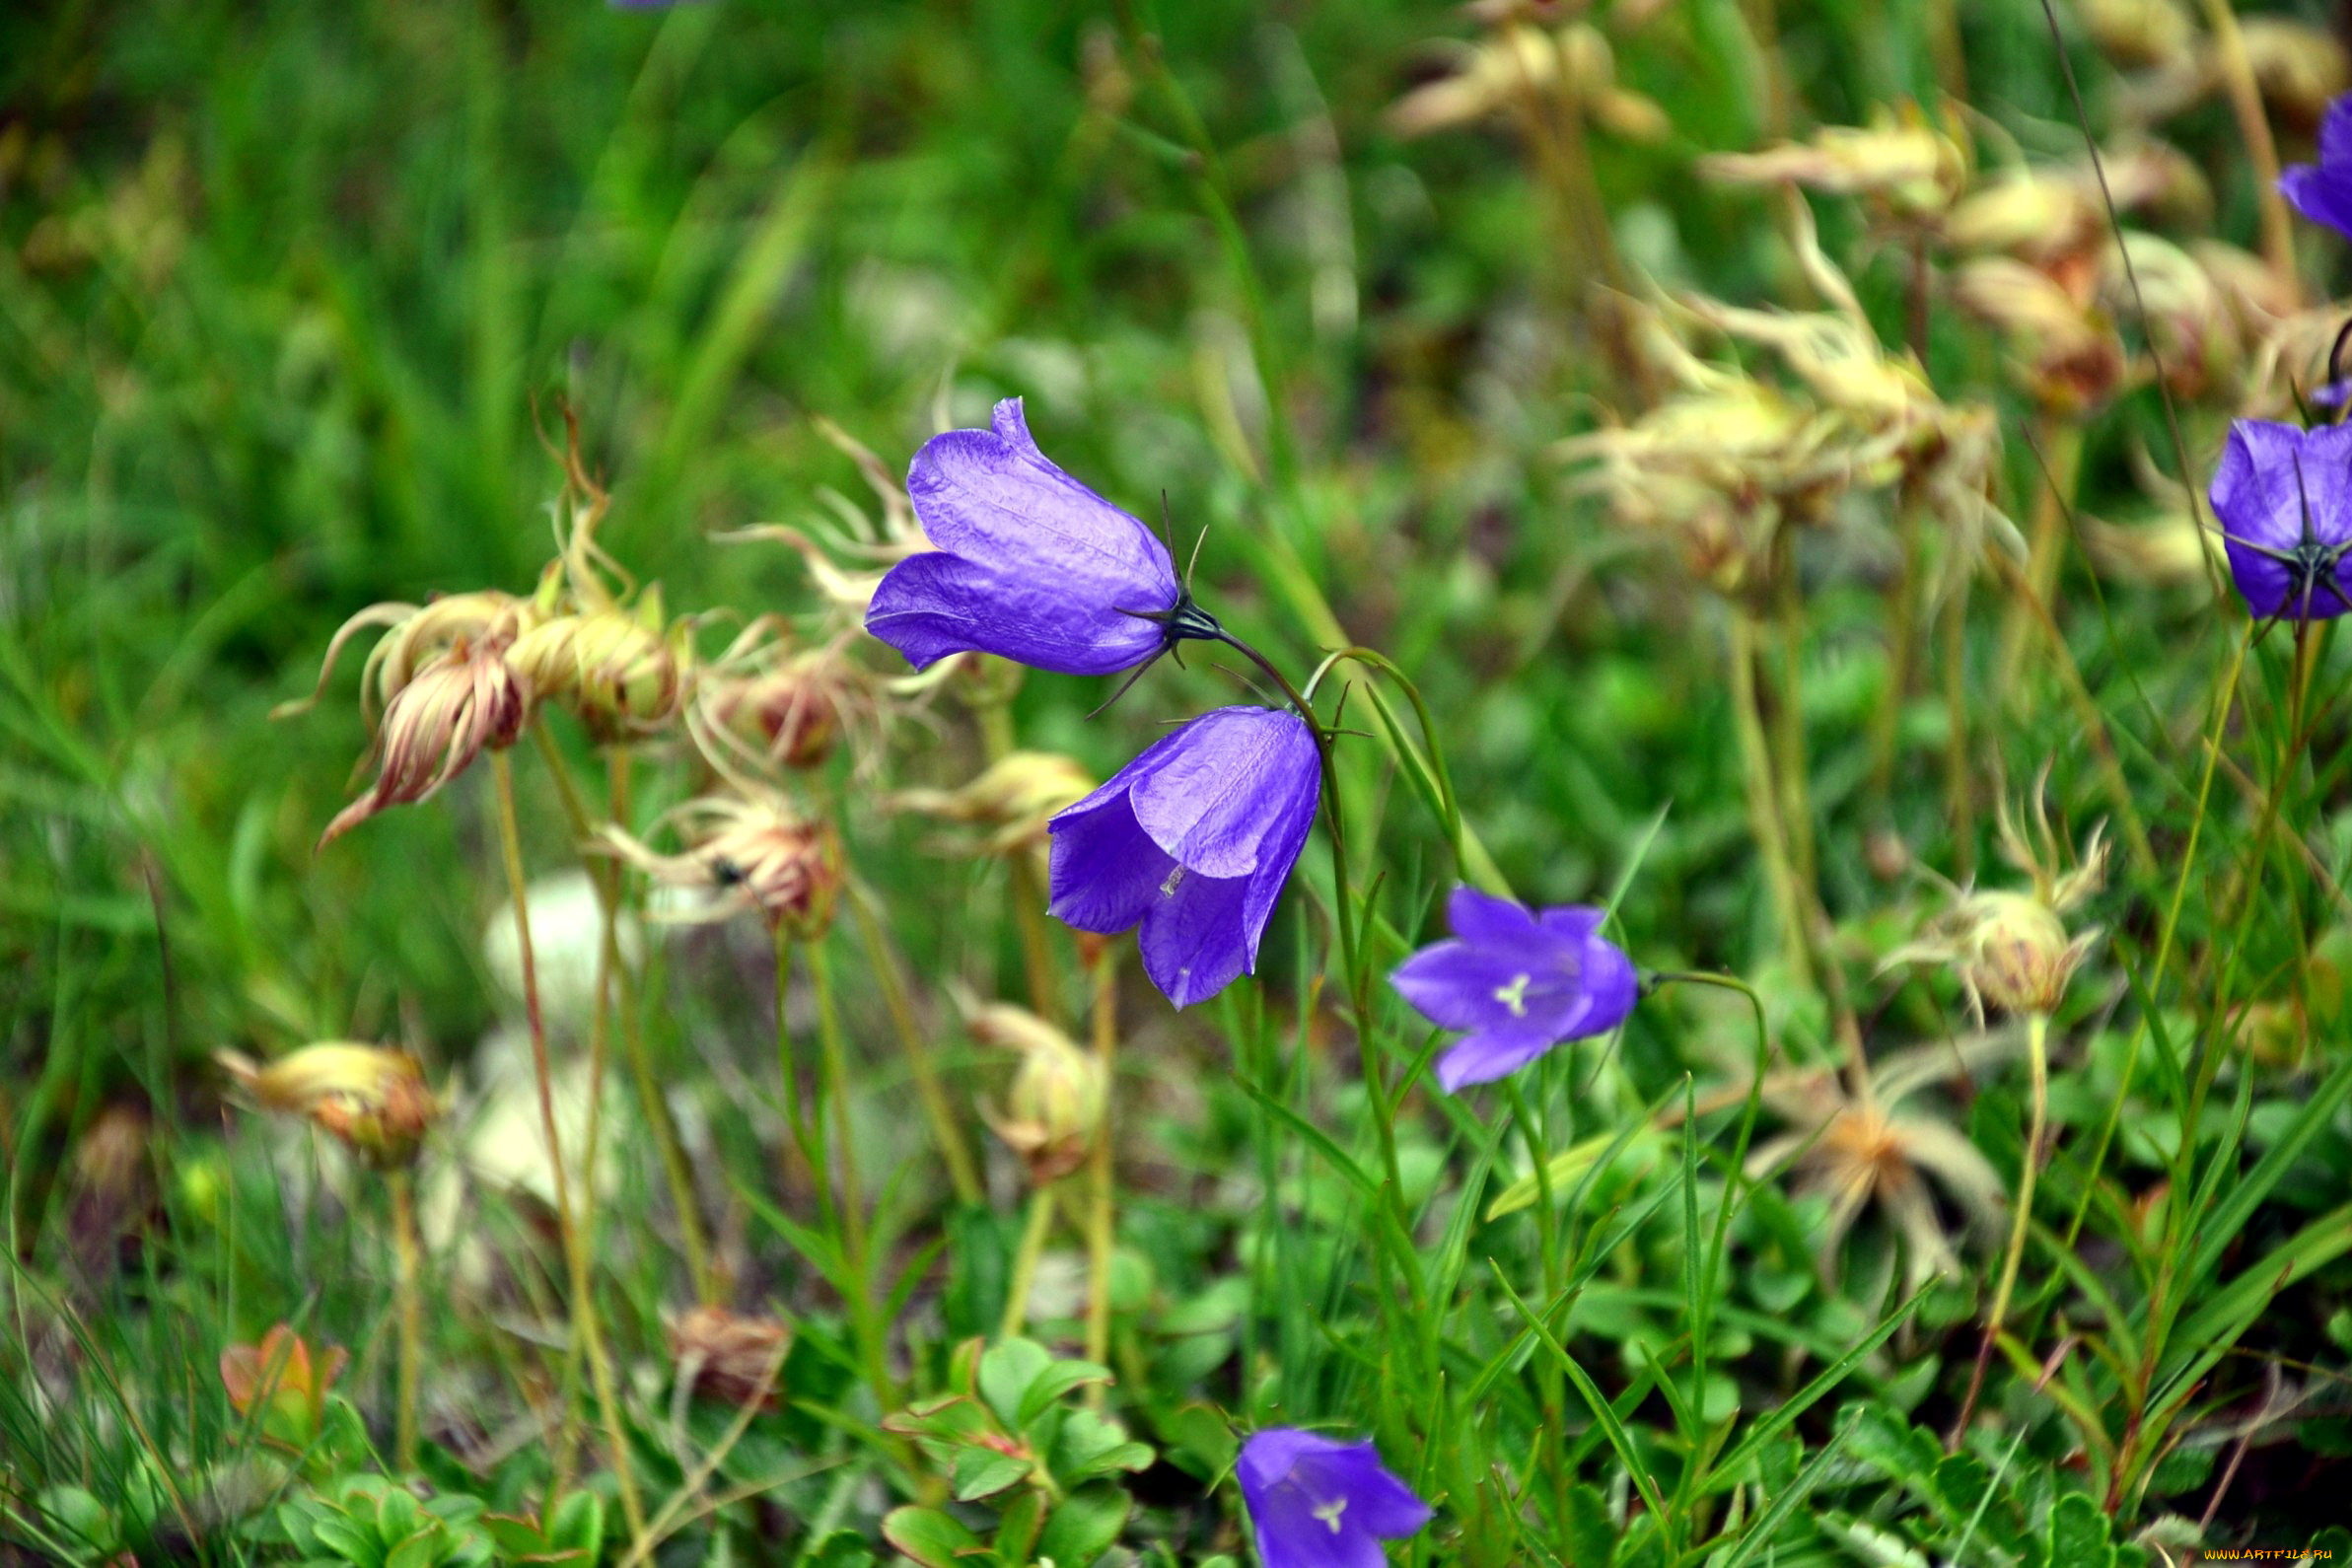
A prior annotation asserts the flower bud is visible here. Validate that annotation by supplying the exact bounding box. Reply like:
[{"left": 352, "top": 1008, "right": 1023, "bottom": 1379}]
[
  {"left": 889, "top": 751, "right": 1095, "bottom": 855},
  {"left": 1952, "top": 257, "right": 2124, "bottom": 413},
  {"left": 1700, "top": 112, "right": 1968, "bottom": 220},
  {"left": 1954, "top": 891, "right": 2095, "bottom": 1016},
  {"left": 970, "top": 1003, "right": 1105, "bottom": 1185},
  {"left": 2079, "top": 0, "right": 2191, "bottom": 69},
  {"left": 218, "top": 1042, "right": 440, "bottom": 1168},
  {"left": 278, "top": 590, "right": 538, "bottom": 726},
  {"left": 508, "top": 601, "right": 682, "bottom": 741},
  {"left": 319, "top": 636, "right": 527, "bottom": 848},
  {"left": 220, "top": 1324, "right": 347, "bottom": 1440}
]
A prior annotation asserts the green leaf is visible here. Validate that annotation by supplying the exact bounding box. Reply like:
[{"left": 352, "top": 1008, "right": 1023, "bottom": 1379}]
[
  {"left": 549, "top": 1492, "right": 603, "bottom": 1559},
  {"left": 1564, "top": 1484, "right": 1614, "bottom": 1568},
  {"left": 1706, "top": 1285, "right": 1931, "bottom": 1494},
  {"left": 881, "top": 1507, "right": 984, "bottom": 1568},
  {"left": 995, "top": 1489, "right": 1046, "bottom": 1565},
  {"left": 386, "top": 1529, "right": 450, "bottom": 1568},
  {"left": 953, "top": 1446, "right": 1032, "bottom": 1502},
  {"left": 804, "top": 1530, "right": 880, "bottom": 1568},
  {"left": 36, "top": 1487, "right": 112, "bottom": 1554},
  {"left": 978, "top": 1338, "right": 1054, "bottom": 1429},
  {"left": 1016, "top": 1358, "right": 1113, "bottom": 1428},
  {"left": 1718, "top": 1412, "right": 1855, "bottom": 1568},
  {"left": 479, "top": 1516, "right": 546, "bottom": 1558},
  {"left": 1035, "top": 1483, "right": 1132, "bottom": 1568},
  {"left": 311, "top": 1516, "right": 384, "bottom": 1568},
  {"left": 2045, "top": 1493, "right": 2115, "bottom": 1568}
]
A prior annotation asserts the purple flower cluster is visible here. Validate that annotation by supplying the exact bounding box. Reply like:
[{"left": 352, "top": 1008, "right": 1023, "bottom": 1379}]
[
  {"left": 2208, "top": 421, "right": 2352, "bottom": 622},
  {"left": 867, "top": 400, "right": 1316, "bottom": 1008}
]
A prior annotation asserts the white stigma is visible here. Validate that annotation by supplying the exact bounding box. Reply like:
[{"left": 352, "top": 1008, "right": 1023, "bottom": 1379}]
[
  {"left": 1160, "top": 866, "right": 1186, "bottom": 897},
  {"left": 1313, "top": 1497, "right": 1348, "bottom": 1533},
  {"left": 1492, "top": 972, "right": 1532, "bottom": 1017}
]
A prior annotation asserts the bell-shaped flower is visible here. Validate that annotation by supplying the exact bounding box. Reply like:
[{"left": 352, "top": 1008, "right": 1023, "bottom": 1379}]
[
  {"left": 866, "top": 399, "right": 1203, "bottom": 677},
  {"left": 1047, "top": 706, "right": 1319, "bottom": 1008},
  {"left": 2208, "top": 419, "right": 2352, "bottom": 621},
  {"left": 1390, "top": 887, "right": 1638, "bottom": 1092},
  {"left": 1238, "top": 1428, "right": 1432, "bottom": 1568},
  {"left": 2282, "top": 92, "right": 2352, "bottom": 240}
]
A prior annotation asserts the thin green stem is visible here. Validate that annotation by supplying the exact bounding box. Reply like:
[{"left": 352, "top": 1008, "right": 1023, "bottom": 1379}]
[
  {"left": 389, "top": 1169, "right": 421, "bottom": 1473},
  {"left": 1951, "top": 1009, "right": 2049, "bottom": 1446},
  {"left": 1084, "top": 946, "right": 1118, "bottom": 1402},
  {"left": 1001, "top": 1183, "right": 1057, "bottom": 1342},
  {"left": 774, "top": 926, "right": 822, "bottom": 1223},
  {"left": 491, "top": 748, "right": 647, "bottom": 1542},
  {"left": 1727, "top": 606, "right": 1815, "bottom": 988},
  {"left": 977, "top": 687, "right": 1064, "bottom": 1026},
  {"left": 849, "top": 883, "right": 983, "bottom": 1206}
]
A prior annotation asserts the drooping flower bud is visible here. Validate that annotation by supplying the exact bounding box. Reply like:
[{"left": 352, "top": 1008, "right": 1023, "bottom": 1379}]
[
  {"left": 318, "top": 634, "right": 528, "bottom": 848},
  {"left": 1952, "top": 257, "right": 2124, "bottom": 414},
  {"left": 278, "top": 590, "right": 538, "bottom": 725},
  {"left": 1700, "top": 108, "right": 1969, "bottom": 221},
  {"left": 217, "top": 1042, "right": 441, "bottom": 1168},
  {"left": 890, "top": 751, "right": 1095, "bottom": 855},
  {"left": 603, "top": 793, "right": 842, "bottom": 937},
  {"left": 969, "top": 1002, "right": 1105, "bottom": 1184},
  {"left": 507, "top": 595, "right": 683, "bottom": 742}
]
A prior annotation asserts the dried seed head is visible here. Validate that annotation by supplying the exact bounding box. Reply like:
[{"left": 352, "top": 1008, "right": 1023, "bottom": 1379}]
[
  {"left": 1700, "top": 109, "right": 1968, "bottom": 220},
  {"left": 604, "top": 794, "right": 842, "bottom": 936},
  {"left": 2240, "top": 19, "right": 2352, "bottom": 132},
  {"left": 319, "top": 635, "right": 527, "bottom": 848},
  {"left": 668, "top": 1306, "right": 789, "bottom": 1410},
  {"left": 2099, "top": 234, "right": 2240, "bottom": 401},
  {"left": 1943, "top": 173, "right": 2103, "bottom": 274},
  {"left": 279, "top": 590, "right": 537, "bottom": 726},
  {"left": 969, "top": 1002, "right": 1106, "bottom": 1185},
  {"left": 700, "top": 654, "right": 846, "bottom": 770},
  {"left": 507, "top": 599, "right": 683, "bottom": 741},
  {"left": 217, "top": 1042, "right": 441, "bottom": 1168},
  {"left": 1952, "top": 257, "right": 2125, "bottom": 413},
  {"left": 889, "top": 750, "right": 1096, "bottom": 855},
  {"left": 1886, "top": 774, "right": 2107, "bottom": 1018}
]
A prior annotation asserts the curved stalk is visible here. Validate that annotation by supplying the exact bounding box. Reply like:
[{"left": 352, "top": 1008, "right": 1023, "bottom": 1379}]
[{"left": 849, "top": 883, "right": 982, "bottom": 1206}]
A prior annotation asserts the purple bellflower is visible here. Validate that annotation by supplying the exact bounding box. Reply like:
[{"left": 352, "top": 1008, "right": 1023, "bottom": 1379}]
[
  {"left": 1238, "top": 1429, "right": 1432, "bottom": 1568},
  {"left": 1047, "top": 705, "right": 1319, "bottom": 1008},
  {"left": 2282, "top": 93, "right": 2352, "bottom": 241},
  {"left": 2207, "top": 419, "right": 2352, "bottom": 622},
  {"left": 1390, "top": 886, "right": 1638, "bottom": 1092},
  {"left": 865, "top": 398, "right": 1221, "bottom": 679}
]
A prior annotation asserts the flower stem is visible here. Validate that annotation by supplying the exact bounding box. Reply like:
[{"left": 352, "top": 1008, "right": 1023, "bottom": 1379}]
[
  {"left": 809, "top": 933, "right": 893, "bottom": 1414},
  {"left": 2197, "top": 0, "right": 2299, "bottom": 305},
  {"left": 389, "top": 1168, "right": 421, "bottom": 1472},
  {"left": 1001, "top": 1182, "right": 1056, "bottom": 1341},
  {"left": 1942, "top": 576, "right": 1976, "bottom": 883},
  {"left": 1952, "top": 1008, "right": 2049, "bottom": 1446},
  {"left": 976, "top": 683, "right": 1064, "bottom": 1027},
  {"left": 1084, "top": 946, "right": 1117, "bottom": 1401},
  {"left": 1726, "top": 606, "right": 1814, "bottom": 988},
  {"left": 528, "top": 724, "right": 715, "bottom": 1305},
  {"left": 491, "top": 748, "right": 647, "bottom": 1542},
  {"left": 1994, "top": 416, "right": 2082, "bottom": 707},
  {"left": 848, "top": 883, "right": 982, "bottom": 1206},
  {"left": 773, "top": 926, "right": 820, "bottom": 1220}
]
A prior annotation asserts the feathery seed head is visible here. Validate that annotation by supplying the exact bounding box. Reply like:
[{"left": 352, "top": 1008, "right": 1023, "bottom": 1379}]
[{"left": 216, "top": 1042, "right": 440, "bottom": 1168}]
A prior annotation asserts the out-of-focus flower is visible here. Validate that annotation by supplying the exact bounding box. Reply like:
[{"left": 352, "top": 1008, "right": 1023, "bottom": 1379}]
[
  {"left": 217, "top": 1043, "right": 441, "bottom": 1168},
  {"left": 317, "top": 632, "right": 528, "bottom": 848},
  {"left": 866, "top": 398, "right": 1211, "bottom": 677},
  {"left": 1887, "top": 779, "right": 2107, "bottom": 1018},
  {"left": 2244, "top": 19, "right": 2352, "bottom": 132},
  {"left": 698, "top": 647, "right": 843, "bottom": 769},
  {"left": 2100, "top": 233, "right": 2240, "bottom": 400},
  {"left": 1238, "top": 1429, "right": 1432, "bottom": 1568},
  {"left": 668, "top": 1307, "right": 788, "bottom": 1410},
  {"left": 1701, "top": 107, "right": 1968, "bottom": 220},
  {"left": 2080, "top": 509, "right": 2225, "bottom": 587},
  {"left": 890, "top": 750, "right": 1095, "bottom": 856},
  {"left": 1385, "top": 21, "right": 1669, "bottom": 145},
  {"left": 1952, "top": 256, "right": 2125, "bottom": 413},
  {"left": 2209, "top": 420, "right": 2352, "bottom": 621},
  {"left": 967, "top": 1000, "right": 1106, "bottom": 1184},
  {"left": 602, "top": 792, "right": 841, "bottom": 936},
  {"left": 220, "top": 1324, "right": 347, "bottom": 1441},
  {"left": 1390, "top": 887, "right": 1638, "bottom": 1092},
  {"left": 1942, "top": 171, "right": 2104, "bottom": 276},
  {"left": 1744, "top": 1035, "right": 2014, "bottom": 1290},
  {"left": 2079, "top": 0, "right": 2193, "bottom": 71},
  {"left": 1048, "top": 706, "right": 1319, "bottom": 1008},
  {"left": 2282, "top": 92, "right": 2352, "bottom": 239}
]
